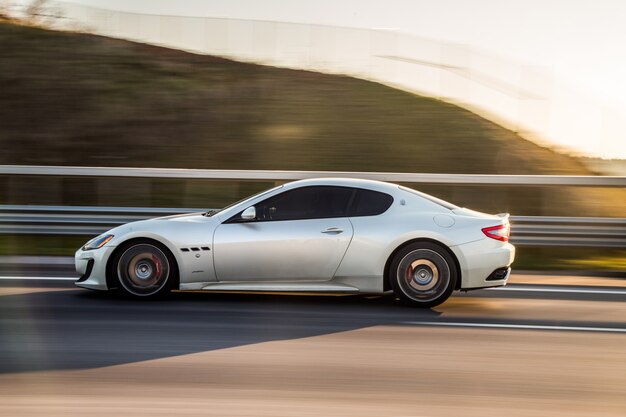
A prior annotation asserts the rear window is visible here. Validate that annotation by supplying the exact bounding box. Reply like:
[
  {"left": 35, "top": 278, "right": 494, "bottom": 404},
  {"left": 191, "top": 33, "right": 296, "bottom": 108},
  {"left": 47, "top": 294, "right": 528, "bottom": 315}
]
[
  {"left": 350, "top": 189, "right": 394, "bottom": 216},
  {"left": 399, "top": 186, "right": 459, "bottom": 210}
]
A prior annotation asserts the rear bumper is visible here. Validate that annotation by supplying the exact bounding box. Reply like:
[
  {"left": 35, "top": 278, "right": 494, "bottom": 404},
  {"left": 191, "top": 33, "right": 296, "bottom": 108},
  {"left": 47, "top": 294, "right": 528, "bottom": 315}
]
[
  {"left": 451, "top": 239, "right": 515, "bottom": 289},
  {"left": 74, "top": 246, "right": 113, "bottom": 290}
]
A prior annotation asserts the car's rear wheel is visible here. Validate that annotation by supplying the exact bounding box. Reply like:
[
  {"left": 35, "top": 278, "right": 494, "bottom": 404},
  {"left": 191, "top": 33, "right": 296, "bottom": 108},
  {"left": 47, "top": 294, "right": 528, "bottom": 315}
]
[
  {"left": 113, "top": 241, "right": 177, "bottom": 298},
  {"left": 390, "top": 242, "right": 457, "bottom": 308}
]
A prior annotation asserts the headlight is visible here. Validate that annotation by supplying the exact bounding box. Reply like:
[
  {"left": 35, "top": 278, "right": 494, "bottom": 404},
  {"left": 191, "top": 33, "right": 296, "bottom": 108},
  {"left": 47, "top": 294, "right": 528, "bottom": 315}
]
[{"left": 82, "top": 234, "right": 114, "bottom": 251}]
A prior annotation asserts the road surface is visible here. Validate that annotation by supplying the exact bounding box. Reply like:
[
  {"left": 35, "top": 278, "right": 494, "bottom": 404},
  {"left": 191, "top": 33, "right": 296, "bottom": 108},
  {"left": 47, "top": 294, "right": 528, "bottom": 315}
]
[{"left": 0, "top": 272, "right": 624, "bottom": 417}]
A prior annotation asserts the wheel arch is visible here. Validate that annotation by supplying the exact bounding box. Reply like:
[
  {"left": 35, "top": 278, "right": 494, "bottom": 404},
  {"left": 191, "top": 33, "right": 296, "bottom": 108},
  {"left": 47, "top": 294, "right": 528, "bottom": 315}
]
[
  {"left": 105, "top": 236, "right": 181, "bottom": 290},
  {"left": 383, "top": 238, "right": 462, "bottom": 292}
]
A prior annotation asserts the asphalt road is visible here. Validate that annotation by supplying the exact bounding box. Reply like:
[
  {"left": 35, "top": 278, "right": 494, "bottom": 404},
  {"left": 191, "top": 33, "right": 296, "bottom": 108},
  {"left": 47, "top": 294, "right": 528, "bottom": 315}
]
[{"left": 0, "top": 274, "right": 625, "bottom": 417}]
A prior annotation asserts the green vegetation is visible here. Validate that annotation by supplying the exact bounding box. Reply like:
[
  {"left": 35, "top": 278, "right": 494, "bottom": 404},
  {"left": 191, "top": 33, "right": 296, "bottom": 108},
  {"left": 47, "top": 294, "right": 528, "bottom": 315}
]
[
  {"left": 1, "top": 22, "right": 625, "bottom": 214},
  {"left": 0, "top": 23, "right": 587, "bottom": 174},
  {"left": 0, "top": 235, "right": 87, "bottom": 257},
  {"left": 513, "top": 247, "right": 626, "bottom": 272},
  {"left": 1, "top": 22, "right": 624, "bottom": 217}
]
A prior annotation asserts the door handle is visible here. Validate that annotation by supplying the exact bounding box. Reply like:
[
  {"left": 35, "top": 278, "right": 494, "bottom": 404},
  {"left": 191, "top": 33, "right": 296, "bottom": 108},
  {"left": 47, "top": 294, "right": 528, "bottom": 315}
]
[{"left": 322, "top": 227, "right": 344, "bottom": 234}]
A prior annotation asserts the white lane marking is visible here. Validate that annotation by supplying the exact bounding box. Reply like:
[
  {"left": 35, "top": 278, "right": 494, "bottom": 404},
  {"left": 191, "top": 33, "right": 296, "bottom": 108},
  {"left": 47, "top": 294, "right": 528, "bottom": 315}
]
[
  {"left": 487, "top": 286, "right": 626, "bottom": 295},
  {"left": 406, "top": 321, "right": 626, "bottom": 333},
  {"left": 0, "top": 276, "right": 77, "bottom": 281}
]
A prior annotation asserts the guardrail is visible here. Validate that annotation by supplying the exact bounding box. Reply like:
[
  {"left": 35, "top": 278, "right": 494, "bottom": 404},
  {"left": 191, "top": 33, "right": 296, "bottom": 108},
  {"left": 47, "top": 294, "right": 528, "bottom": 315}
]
[
  {"left": 511, "top": 216, "right": 626, "bottom": 248},
  {"left": 0, "top": 205, "right": 201, "bottom": 236},
  {"left": 2, "top": 165, "right": 625, "bottom": 247},
  {"left": 2, "top": 165, "right": 626, "bottom": 186},
  {"left": 2, "top": 205, "right": 626, "bottom": 248}
]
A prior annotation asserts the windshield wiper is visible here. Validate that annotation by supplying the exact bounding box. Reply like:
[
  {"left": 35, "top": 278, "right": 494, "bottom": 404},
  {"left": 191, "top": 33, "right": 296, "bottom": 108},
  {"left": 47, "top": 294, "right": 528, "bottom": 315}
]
[{"left": 203, "top": 209, "right": 221, "bottom": 217}]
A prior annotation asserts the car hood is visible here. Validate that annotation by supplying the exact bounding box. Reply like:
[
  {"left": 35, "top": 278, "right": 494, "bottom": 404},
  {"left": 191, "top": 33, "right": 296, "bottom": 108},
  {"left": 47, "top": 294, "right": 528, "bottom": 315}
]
[
  {"left": 154, "top": 212, "right": 208, "bottom": 222},
  {"left": 102, "top": 212, "right": 219, "bottom": 248}
]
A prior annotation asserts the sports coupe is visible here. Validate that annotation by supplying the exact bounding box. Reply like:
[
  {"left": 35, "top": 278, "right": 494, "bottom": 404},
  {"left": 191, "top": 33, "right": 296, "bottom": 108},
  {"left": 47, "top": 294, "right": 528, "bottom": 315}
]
[{"left": 75, "top": 178, "right": 515, "bottom": 307}]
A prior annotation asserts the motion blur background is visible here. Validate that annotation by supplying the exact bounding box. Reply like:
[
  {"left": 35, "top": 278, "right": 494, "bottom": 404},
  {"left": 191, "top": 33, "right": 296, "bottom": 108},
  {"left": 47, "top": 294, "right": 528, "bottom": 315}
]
[
  {"left": 1, "top": 0, "right": 626, "bottom": 270},
  {"left": 1, "top": 2, "right": 626, "bottom": 417}
]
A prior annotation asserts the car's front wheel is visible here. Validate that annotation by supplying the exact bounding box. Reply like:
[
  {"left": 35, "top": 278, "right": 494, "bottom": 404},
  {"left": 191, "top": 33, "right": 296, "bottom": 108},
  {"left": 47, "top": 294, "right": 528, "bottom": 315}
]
[
  {"left": 390, "top": 242, "right": 457, "bottom": 308},
  {"left": 112, "top": 240, "right": 177, "bottom": 298}
]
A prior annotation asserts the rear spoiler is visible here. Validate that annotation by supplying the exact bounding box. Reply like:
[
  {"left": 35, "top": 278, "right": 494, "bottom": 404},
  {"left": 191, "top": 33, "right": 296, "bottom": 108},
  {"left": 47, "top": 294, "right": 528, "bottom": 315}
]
[{"left": 497, "top": 213, "right": 510, "bottom": 222}]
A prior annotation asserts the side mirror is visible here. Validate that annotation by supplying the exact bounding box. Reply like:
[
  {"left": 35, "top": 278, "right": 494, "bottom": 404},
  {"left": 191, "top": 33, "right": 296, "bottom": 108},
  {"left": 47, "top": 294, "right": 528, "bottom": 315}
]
[{"left": 241, "top": 206, "right": 256, "bottom": 221}]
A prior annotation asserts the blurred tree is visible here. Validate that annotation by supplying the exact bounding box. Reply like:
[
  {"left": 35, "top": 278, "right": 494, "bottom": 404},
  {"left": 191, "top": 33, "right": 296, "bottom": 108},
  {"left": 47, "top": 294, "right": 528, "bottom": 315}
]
[
  {"left": 23, "top": 0, "right": 62, "bottom": 27},
  {"left": 0, "top": 0, "right": 62, "bottom": 26},
  {"left": 24, "top": 0, "right": 47, "bottom": 23}
]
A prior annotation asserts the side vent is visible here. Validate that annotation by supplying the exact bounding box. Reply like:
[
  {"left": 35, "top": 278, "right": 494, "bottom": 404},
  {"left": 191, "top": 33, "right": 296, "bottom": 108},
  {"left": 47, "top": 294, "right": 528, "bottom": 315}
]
[{"left": 181, "top": 247, "right": 211, "bottom": 252}]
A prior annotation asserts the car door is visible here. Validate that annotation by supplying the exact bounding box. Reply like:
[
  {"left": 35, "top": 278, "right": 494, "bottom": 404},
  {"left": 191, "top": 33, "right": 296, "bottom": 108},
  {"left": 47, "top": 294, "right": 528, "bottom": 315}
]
[{"left": 213, "top": 186, "right": 355, "bottom": 282}]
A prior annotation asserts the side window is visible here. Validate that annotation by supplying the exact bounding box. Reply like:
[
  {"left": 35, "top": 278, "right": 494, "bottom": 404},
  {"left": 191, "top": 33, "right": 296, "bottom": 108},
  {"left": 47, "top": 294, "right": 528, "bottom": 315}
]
[
  {"left": 350, "top": 189, "right": 394, "bottom": 217},
  {"left": 254, "top": 186, "right": 355, "bottom": 221}
]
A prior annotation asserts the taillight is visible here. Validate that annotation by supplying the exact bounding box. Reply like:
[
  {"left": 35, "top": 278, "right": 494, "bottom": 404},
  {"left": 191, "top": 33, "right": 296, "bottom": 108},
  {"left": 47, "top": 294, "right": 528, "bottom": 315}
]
[{"left": 482, "top": 223, "right": 510, "bottom": 242}]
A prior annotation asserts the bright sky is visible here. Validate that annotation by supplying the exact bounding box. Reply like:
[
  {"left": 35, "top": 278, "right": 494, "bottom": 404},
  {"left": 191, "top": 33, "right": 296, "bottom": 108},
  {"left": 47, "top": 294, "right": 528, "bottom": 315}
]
[{"left": 36, "top": 0, "right": 626, "bottom": 158}]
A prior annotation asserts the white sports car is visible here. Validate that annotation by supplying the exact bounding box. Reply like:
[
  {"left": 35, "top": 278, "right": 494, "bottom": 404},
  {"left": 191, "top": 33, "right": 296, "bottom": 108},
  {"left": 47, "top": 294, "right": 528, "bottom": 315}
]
[{"left": 75, "top": 178, "right": 514, "bottom": 307}]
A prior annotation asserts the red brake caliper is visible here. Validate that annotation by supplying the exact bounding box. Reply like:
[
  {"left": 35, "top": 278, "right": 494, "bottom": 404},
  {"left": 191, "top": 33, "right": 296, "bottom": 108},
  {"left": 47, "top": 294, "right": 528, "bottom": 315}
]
[
  {"left": 152, "top": 254, "right": 162, "bottom": 279},
  {"left": 405, "top": 264, "right": 413, "bottom": 284}
]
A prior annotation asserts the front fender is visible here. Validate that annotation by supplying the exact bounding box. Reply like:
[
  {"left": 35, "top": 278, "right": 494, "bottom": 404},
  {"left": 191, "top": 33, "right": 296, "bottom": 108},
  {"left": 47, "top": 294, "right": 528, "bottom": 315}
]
[{"left": 103, "top": 219, "right": 218, "bottom": 286}]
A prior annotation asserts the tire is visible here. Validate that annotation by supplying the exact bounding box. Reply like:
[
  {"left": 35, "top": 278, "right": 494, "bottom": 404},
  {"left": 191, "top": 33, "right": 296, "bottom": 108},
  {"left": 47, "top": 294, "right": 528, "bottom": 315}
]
[
  {"left": 389, "top": 242, "right": 457, "bottom": 308},
  {"left": 111, "top": 240, "right": 177, "bottom": 299}
]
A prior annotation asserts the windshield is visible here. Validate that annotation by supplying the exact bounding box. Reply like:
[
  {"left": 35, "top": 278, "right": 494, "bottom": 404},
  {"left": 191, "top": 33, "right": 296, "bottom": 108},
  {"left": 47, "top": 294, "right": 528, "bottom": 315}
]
[{"left": 204, "top": 184, "right": 284, "bottom": 216}]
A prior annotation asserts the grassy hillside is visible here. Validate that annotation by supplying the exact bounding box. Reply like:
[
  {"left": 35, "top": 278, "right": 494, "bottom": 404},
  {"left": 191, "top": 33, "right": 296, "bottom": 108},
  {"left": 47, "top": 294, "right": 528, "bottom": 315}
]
[
  {"left": 0, "top": 21, "right": 624, "bottom": 218},
  {"left": 0, "top": 22, "right": 591, "bottom": 174}
]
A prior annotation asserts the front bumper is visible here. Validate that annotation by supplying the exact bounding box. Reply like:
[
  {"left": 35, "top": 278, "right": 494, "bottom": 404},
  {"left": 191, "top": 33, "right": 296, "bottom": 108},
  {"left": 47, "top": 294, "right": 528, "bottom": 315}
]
[
  {"left": 451, "top": 239, "right": 515, "bottom": 290},
  {"left": 74, "top": 246, "right": 115, "bottom": 290}
]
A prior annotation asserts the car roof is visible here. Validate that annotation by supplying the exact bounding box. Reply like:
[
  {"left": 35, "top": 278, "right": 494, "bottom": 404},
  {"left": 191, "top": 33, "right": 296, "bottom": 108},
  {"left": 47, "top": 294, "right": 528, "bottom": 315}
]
[{"left": 282, "top": 177, "right": 400, "bottom": 193}]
